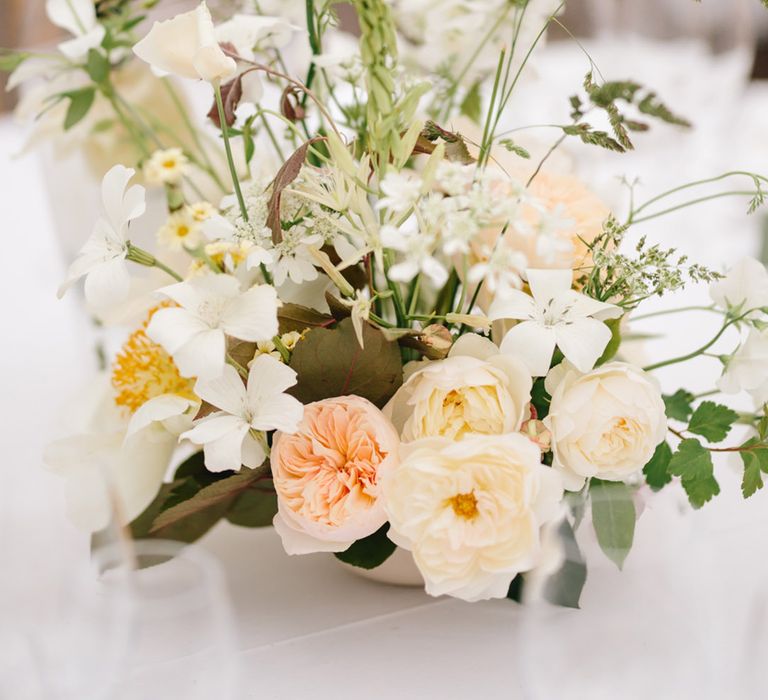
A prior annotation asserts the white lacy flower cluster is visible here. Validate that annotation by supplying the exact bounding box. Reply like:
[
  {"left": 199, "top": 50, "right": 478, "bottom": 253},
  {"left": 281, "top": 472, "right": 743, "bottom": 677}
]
[{"left": 379, "top": 161, "right": 582, "bottom": 295}]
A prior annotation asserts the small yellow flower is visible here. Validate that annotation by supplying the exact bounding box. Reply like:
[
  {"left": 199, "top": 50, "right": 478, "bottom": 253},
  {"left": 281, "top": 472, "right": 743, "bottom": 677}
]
[
  {"left": 112, "top": 305, "right": 196, "bottom": 413},
  {"left": 205, "top": 240, "right": 252, "bottom": 269},
  {"left": 144, "top": 147, "right": 189, "bottom": 185},
  {"left": 157, "top": 209, "right": 201, "bottom": 251},
  {"left": 250, "top": 340, "right": 282, "bottom": 363},
  {"left": 279, "top": 331, "right": 303, "bottom": 351}
]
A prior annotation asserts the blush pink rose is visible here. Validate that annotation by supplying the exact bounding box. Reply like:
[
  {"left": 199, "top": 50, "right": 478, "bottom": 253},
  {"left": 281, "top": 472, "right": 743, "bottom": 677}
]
[{"left": 271, "top": 395, "right": 400, "bottom": 555}]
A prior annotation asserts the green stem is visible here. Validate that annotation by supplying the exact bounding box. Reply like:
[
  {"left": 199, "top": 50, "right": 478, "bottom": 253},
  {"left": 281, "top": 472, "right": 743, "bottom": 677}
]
[
  {"left": 383, "top": 252, "right": 407, "bottom": 326},
  {"left": 630, "top": 191, "right": 761, "bottom": 225},
  {"left": 214, "top": 82, "right": 249, "bottom": 223},
  {"left": 302, "top": 0, "right": 320, "bottom": 107},
  {"left": 478, "top": 49, "right": 505, "bottom": 168},
  {"left": 631, "top": 305, "right": 720, "bottom": 321},
  {"left": 643, "top": 310, "right": 755, "bottom": 372},
  {"left": 126, "top": 244, "right": 183, "bottom": 281},
  {"left": 272, "top": 336, "right": 291, "bottom": 363},
  {"left": 256, "top": 107, "right": 285, "bottom": 161}
]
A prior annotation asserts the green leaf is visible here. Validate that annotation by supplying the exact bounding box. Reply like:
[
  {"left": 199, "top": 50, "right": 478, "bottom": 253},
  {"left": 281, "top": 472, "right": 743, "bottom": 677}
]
[
  {"left": 226, "top": 483, "right": 278, "bottom": 527},
  {"left": 85, "top": 48, "right": 110, "bottom": 84},
  {"left": 277, "top": 303, "right": 335, "bottom": 334},
  {"left": 63, "top": 87, "right": 96, "bottom": 130},
  {"left": 149, "top": 466, "right": 266, "bottom": 538},
  {"left": 643, "top": 441, "right": 673, "bottom": 491},
  {"left": 542, "top": 519, "right": 587, "bottom": 609},
  {"left": 687, "top": 401, "right": 739, "bottom": 442},
  {"left": 506, "top": 574, "right": 525, "bottom": 602},
  {"left": 0, "top": 51, "right": 29, "bottom": 73},
  {"left": 498, "top": 139, "right": 531, "bottom": 159},
  {"left": 334, "top": 525, "right": 396, "bottom": 569},
  {"left": 289, "top": 317, "right": 403, "bottom": 408},
  {"left": 663, "top": 389, "right": 694, "bottom": 422},
  {"left": 668, "top": 438, "right": 720, "bottom": 508},
  {"left": 740, "top": 439, "right": 768, "bottom": 498},
  {"left": 459, "top": 80, "right": 482, "bottom": 123},
  {"left": 530, "top": 377, "right": 551, "bottom": 420},
  {"left": 590, "top": 479, "right": 636, "bottom": 570}
]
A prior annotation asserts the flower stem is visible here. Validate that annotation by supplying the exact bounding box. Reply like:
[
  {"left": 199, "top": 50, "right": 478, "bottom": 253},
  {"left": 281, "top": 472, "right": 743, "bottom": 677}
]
[
  {"left": 214, "top": 82, "right": 249, "bottom": 223},
  {"left": 126, "top": 243, "right": 183, "bottom": 281},
  {"left": 643, "top": 310, "right": 754, "bottom": 372},
  {"left": 631, "top": 305, "right": 720, "bottom": 321}
]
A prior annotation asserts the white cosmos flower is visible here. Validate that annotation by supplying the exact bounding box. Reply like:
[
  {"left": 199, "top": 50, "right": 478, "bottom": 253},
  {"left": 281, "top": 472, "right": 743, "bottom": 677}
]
[
  {"left": 147, "top": 274, "right": 279, "bottom": 379},
  {"left": 380, "top": 224, "right": 448, "bottom": 287},
  {"left": 133, "top": 2, "right": 237, "bottom": 83},
  {"left": 58, "top": 165, "right": 145, "bottom": 311},
  {"left": 709, "top": 257, "right": 768, "bottom": 316},
  {"left": 181, "top": 356, "right": 304, "bottom": 472},
  {"left": 718, "top": 328, "right": 768, "bottom": 406},
  {"left": 488, "top": 269, "right": 622, "bottom": 376},
  {"left": 46, "top": 0, "right": 106, "bottom": 60}
]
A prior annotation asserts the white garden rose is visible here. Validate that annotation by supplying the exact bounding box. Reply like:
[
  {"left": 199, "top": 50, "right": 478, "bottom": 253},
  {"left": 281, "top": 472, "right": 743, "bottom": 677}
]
[
  {"left": 384, "top": 335, "right": 532, "bottom": 442},
  {"left": 383, "top": 433, "right": 563, "bottom": 602},
  {"left": 544, "top": 362, "right": 667, "bottom": 490}
]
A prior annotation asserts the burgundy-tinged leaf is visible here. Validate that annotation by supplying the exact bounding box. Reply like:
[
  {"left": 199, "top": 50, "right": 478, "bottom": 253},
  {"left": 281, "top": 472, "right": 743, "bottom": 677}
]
[
  {"left": 280, "top": 85, "right": 306, "bottom": 123},
  {"left": 207, "top": 74, "right": 243, "bottom": 128}
]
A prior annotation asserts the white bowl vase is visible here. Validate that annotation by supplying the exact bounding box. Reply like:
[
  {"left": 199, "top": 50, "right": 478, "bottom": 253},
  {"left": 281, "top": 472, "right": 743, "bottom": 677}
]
[{"left": 338, "top": 548, "right": 424, "bottom": 587}]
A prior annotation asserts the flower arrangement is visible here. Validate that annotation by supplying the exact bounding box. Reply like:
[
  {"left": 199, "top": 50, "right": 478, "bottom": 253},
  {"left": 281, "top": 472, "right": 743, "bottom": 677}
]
[{"left": 6, "top": 0, "right": 768, "bottom": 604}]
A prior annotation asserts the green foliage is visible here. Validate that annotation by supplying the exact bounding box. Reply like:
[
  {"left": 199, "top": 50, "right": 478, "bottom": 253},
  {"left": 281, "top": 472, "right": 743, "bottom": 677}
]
[
  {"left": 530, "top": 377, "right": 551, "bottom": 420},
  {"left": 740, "top": 439, "right": 768, "bottom": 498},
  {"left": 289, "top": 317, "right": 403, "bottom": 408},
  {"left": 0, "top": 51, "right": 29, "bottom": 73},
  {"left": 542, "top": 519, "right": 587, "bottom": 609},
  {"left": 561, "top": 123, "right": 624, "bottom": 153},
  {"left": 663, "top": 389, "right": 695, "bottom": 422},
  {"left": 668, "top": 438, "right": 720, "bottom": 508},
  {"left": 334, "top": 525, "right": 397, "bottom": 569},
  {"left": 498, "top": 139, "right": 530, "bottom": 159},
  {"left": 226, "top": 482, "right": 278, "bottom": 527},
  {"left": 460, "top": 80, "right": 482, "bottom": 123},
  {"left": 590, "top": 479, "right": 636, "bottom": 570},
  {"left": 277, "top": 303, "right": 335, "bottom": 335},
  {"left": 596, "top": 318, "right": 622, "bottom": 365},
  {"left": 85, "top": 49, "right": 110, "bottom": 85},
  {"left": 127, "top": 452, "right": 271, "bottom": 543},
  {"left": 62, "top": 87, "right": 96, "bottom": 130},
  {"left": 643, "top": 441, "right": 673, "bottom": 491},
  {"left": 578, "top": 216, "right": 721, "bottom": 308},
  {"left": 687, "top": 401, "right": 739, "bottom": 442}
]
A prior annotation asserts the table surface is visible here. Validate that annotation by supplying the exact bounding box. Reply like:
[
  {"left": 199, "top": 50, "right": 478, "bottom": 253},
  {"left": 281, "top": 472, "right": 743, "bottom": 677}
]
[{"left": 3, "top": 56, "right": 768, "bottom": 699}]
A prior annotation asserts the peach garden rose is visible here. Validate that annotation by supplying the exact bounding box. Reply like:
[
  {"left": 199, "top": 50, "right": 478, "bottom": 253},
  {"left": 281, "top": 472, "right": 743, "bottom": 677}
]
[{"left": 271, "top": 395, "right": 400, "bottom": 555}]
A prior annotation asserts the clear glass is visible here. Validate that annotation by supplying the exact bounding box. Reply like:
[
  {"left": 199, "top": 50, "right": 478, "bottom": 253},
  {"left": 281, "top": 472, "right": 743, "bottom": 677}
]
[
  {"left": 23, "top": 539, "right": 240, "bottom": 700},
  {"left": 516, "top": 489, "right": 719, "bottom": 700}
]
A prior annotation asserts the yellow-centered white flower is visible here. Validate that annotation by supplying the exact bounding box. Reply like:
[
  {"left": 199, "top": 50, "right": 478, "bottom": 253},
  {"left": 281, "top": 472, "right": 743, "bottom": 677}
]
[
  {"left": 181, "top": 356, "right": 304, "bottom": 472},
  {"left": 383, "top": 433, "right": 563, "bottom": 602},
  {"left": 147, "top": 274, "right": 279, "bottom": 379},
  {"left": 133, "top": 2, "right": 237, "bottom": 83},
  {"left": 385, "top": 335, "right": 532, "bottom": 442},
  {"left": 544, "top": 362, "right": 667, "bottom": 490},
  {"left": 488, "top": 268, "right": 622, "bottom": 376},
  {"left": 58, "top": 165, "right": 145, "bottom": 311}
]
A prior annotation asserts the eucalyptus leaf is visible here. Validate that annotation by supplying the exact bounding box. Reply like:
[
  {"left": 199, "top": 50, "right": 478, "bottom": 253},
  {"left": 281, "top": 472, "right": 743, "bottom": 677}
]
[
  {"left": 590, "top": 479, "right": 636, "bottom": 570},
  {"left": 63, "top": 87, "right": 96, "bottom": 130},
  {"left": 289, "top": 318, "right": 403, "bottom": 408},
  {"left": 334, "top": 525, "right": 396, "bottom": 569}
]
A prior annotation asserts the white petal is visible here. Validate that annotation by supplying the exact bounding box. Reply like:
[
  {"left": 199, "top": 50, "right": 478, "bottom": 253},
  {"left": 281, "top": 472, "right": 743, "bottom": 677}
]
[
  {"left": 199, "top": 425, "right": 250, "bottom": 472},
  {"left": 555, "top": 317, "right": 612, "bottom": 373},
  {"left": 272, "top": 512, "right": 352, "bottom": 555},
  {"left": 566, "top": 290, "right": 622, "bottom": 321},
  {"left": 222, "top": 284, "right": 279, "bottom": 341},
  {"left": 182, "top": 413, "right": 244, "bottom": 443},
  {"left": 146, "top": 307, "right": 209, "bottom": 354},
  {"left": 487, "top": 288, "right": 537, "bottom": 321},
  {"left": 172, "top": 329, "right": 227, "bottom": 379},
  {"left": 251, "top": 393, "right": 304, "bottom": 433},
  {"left": 58, "top": 27, "right": 106, "bottom": 60},
  {"left": 247, "top": 354, "right": 298, "bottom": 397},
  {"left": 100, "top": 165, "right": 145, "bottom": 234},
  {"left": 46, "top": 0, "right": 96, "bottom": 35},
  {"left": 448, "top": 334, "right": 499, "bottom": 360},
  {"left": 499, "top": 321, "right": 557, "bottom": 377},
  {"left": 241, "top": 433, "right": 267, "bottom": 469},
  {"left": 526, "top": 268, "right": 572, "bottom": 305},
  {"left": 83, "top": 256, "right": 131, "bottom": 310},
  {"left": 193, "top": 364, "right": 247, "bottom": 416},
  {"left": 126, "top": 394, "right": 197, "bottom": 438}
]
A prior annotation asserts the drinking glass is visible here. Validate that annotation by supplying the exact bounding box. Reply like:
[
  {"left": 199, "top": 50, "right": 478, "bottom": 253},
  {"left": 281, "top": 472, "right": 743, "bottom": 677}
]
[{"left": 27, "top": 539, "right": 240, "bottom": 700}]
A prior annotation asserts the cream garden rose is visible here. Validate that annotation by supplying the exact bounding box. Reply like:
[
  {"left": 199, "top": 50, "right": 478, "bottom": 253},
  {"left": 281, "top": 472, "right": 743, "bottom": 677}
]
[
  {"left": 385, "top": 335, "right": 532, "bottom": 442},
  {"left": 544, "top": 362, "right": 667, "bottom": 490},
  {"left": 383, "top": 433, "right": 563, "bottom": 602},
  {"left": 272, "top": 396, "right": 399, "bottom": 554}
]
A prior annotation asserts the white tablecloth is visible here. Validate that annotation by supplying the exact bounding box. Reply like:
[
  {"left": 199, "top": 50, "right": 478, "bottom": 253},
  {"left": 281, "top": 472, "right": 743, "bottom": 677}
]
[{"left": 3, "top": 71, "right": 768, "bottom": 698}]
